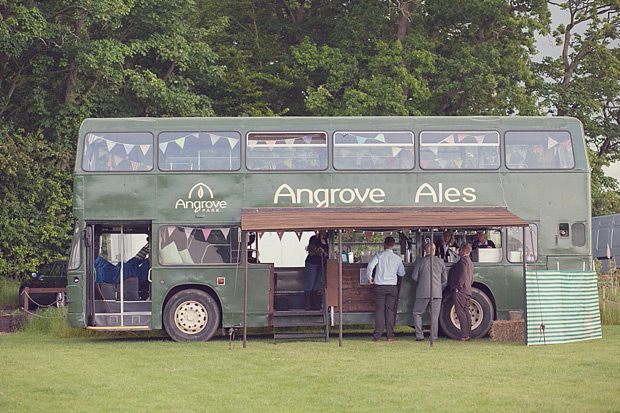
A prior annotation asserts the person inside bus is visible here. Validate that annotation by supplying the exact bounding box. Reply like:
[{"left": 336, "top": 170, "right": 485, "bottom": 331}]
[
  {"left": 472, "top": 230, "right": 495, "bottom": 250},
  {"left": 305, "top": 230, "right": 328, "bottom": 310},
  {"left": 435, "top": 231, "right": 458, "bottom": 262},
  {"left": 449, "top": 242, "right": 474, "bottom": 341}
]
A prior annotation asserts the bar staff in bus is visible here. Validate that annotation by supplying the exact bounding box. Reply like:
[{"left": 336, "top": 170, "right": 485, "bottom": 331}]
[
  {"left": 435, "top": 231, "right": 458, "bottom": 262},
  {"left": 449, "top": 243, "right": 474, "bottom": 341},
  {"left": 304, "top": 230, "right": 328, "bottom": 310},
  {"left": 472, "top": 230, "right": 495, "bottom": 250},
  {"left": 367, "top": 236, "right": 406, "bottom": 342}
]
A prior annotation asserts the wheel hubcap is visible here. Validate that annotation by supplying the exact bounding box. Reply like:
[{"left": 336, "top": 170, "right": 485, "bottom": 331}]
[
  {"left": 450, "top": 299, "right": 484, "bottom": 330},
  {"left": 174, "top": 300, "right": 208, "bottom": 334}
]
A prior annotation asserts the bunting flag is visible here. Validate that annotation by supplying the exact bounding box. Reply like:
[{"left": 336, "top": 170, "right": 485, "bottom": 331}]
[
  {"left": 106, "top": 140, "right": 115, "bottom": 151},
  {"left": 475, "top": 135, "right": 485, "bottom": 144},
  {"left": 458, "top": 134, "right": 467, "bottom": 142},
  {"left": 168, "top": 227, "right": 175, "bottom": 237},
  {"left": 258, "top": 231, "right": 265, "bottom": 239},
  {"left": 160, "top": 142, "right": 169, "bottom": 153},
  {"left": 201, "top": 229, "right": 211, "bottom": 240},
  {"left": 429, "top": 146, "right": 439, "bottom": 155},
  {"left": 454, "top": 159, "right": 463, "bottom": 168},
  {"left": 375, "top": 133, "right": 386, "bottom": 143},
  {"left": 112, "top": 154, "right": 123, "bottom": 166},
  {"left": 123, "top": 144, "right": 135, "bottom": 154},
  {"left": 277, "top": 231, "right": 284, "bottom": 240},
  {"left": 364, "top": 231, "right": 374, "bottom": 242},
  {"left": 282, "top": 158, "right": 293, "bottom": 168},
  {"left": 175, "top": 137, "right": 186, "bottom": 149},
  {"left": 284, "top": 138, "right": 296, "bottom": 145},
  {"left": 548, "top": 137, "right": 558, "bottom": 149},
  {"left": 402, "top": 229, "right": 411, "bottom": 237},
  {"left": 209, "top": 134, "right": 221, "bottom": 145},
  {"left": 391, "top": 147, "right": 402, "bottom": 157},
  {"left": 227, "top": 137, "right": 239, "bottom": 148},
  {"left": 345, "top": 229, "right": 353, "bottom": 237},
  {"left": 140, "top": 145, "right": 150, "bottom": 155},
  {"left": 420, "top": 160, "right": 430, "bottom": 168},
  {"left": 131, "top": 161, "right": 139, "bottom": 171},
  {"left": 302, "top": 136, "right": 313, "bottom": 144},
  {"left": 440, "top": 134, "right": 454, "bottom": 144},
  {"left": 356, "top": 136, "right": 367, "bottom": 144},
  {"left": 184, "top": 228, "right": 194, "bottom": 240},
  {"left": 295, "top": 231, "right": 303, "bottom": 241},
  {"left": 439, "top": 160, "right": 448, "bottom": 168},
  {"left": 220, "top": 228, "right": 230, "bottom": 239}
]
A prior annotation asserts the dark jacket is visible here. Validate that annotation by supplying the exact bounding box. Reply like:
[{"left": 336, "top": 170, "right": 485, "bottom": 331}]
[{"left": 448, "top": 255, "right": 474, "bottom": 296}]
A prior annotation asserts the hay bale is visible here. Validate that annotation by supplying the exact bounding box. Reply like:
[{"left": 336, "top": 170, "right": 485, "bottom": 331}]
[{"left": 490, "top": 319, "right": 525, "bottom": 342}]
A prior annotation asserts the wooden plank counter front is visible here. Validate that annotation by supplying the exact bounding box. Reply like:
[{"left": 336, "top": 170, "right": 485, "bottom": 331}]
[{"left": 327, "top": 261, "right": 374, "bottom": 312}]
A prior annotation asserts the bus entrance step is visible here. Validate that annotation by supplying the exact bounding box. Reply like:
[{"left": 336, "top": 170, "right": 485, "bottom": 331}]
[
  {"left": 273, "top": 333, "right": 326, "bottom": 340},
  {"left": 273, "top": 321, "right": 326, "bottom": 328},
  {"left": 273, "top": 310, "right": 323, "bottom": 317}
]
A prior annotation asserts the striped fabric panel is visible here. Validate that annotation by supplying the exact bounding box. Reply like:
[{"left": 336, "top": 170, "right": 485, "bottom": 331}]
[{"left": 526, "top": 270, "right": 601, "bottom": 345}]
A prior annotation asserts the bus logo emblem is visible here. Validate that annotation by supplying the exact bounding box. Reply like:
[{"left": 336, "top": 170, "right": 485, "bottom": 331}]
[{"left": 175, "top": 182, "right": 228, "bottom": 213}]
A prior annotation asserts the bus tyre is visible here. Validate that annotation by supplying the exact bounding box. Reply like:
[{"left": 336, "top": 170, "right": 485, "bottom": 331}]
[
  {"left": 439, "top": 287, "right": 494, "bottom": 339},
  {"left": 163, "top": 289, "right": 220, "bottom": 342}
]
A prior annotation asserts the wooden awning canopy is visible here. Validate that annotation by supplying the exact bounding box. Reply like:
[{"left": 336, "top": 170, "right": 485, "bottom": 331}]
[{"left": 240, "top": 206, "right": 529, "bottom": 231}]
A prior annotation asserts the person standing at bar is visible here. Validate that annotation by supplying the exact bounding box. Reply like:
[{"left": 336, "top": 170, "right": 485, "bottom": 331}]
[
  {"left": 435, "top": 231, "right": 458, "bottom": 262},
  {"left": 367, "top": 236, "right": 405, "bottom": 342},
  {"left": 412, "top": 243, "right": 447, "bottom": 341},
  {"left": 449, "top": 242, "right": 474, "bottom": 341}
]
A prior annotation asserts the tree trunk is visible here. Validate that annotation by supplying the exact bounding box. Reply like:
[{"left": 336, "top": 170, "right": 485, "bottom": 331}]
[{"left": 64, "top": 12, "right": 87, "bottom": 103}]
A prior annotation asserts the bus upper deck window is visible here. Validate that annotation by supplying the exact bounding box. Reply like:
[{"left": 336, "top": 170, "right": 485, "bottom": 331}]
[
  {"left": 83, "top": 132, "right": 154, "bottom": 172},
  {"left": 246, "top": 132, "right": 327, "bottom": 171},
  {"left": 158, "top": 131, "right": 241, "bottom": 171},
  {"left": 419, "top": 131, "right": 500, "bottom": 170},
  {"left": 505, "top": 131, "right": 575, "bottom": 169},
  {"left": 333, "top": 131, "right": 414, "bottom": 170}
]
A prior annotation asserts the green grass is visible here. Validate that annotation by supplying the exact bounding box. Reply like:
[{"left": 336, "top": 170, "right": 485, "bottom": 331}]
[
  {"left": 1, "top": 320, "right": 619, "bottom": 412},
  {"left": 599, "top": 273, "right": 620, "bottom": 325},
  {"left": 0, "top": 276, "right": 20, "bottom": 306}
]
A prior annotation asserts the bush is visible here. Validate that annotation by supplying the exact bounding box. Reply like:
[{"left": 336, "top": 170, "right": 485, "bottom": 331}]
[
  {"left": 0, "top": 277, "right": 21, "bottom": 306},
  {"left": 599, "top": 272, "right": 620, "bottom": 325}
]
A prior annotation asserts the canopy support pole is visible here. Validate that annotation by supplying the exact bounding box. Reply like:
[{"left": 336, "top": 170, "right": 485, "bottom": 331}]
[
  {"left": 339, "top": 230, "right": 343, "bottom": 347},
  {"left": 430, "top": 228, "right": 435, "bottom": 348},
  {"left": 243, "top": 231, "right": 248, "bottom": 348},
  {"left": 522, "top": 225, "right": 527, "bottom": 345}
]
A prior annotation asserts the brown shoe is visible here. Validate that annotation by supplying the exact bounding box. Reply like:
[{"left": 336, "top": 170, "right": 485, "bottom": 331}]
[
  {"left": 457, "top": 337, "right": 471, "bottom": 342},
  {"left": 372, "top": 338, "right": 381, "bottom": 342},
  {"left": 387, "top": 337, "right": 397, "bottom": 342}
]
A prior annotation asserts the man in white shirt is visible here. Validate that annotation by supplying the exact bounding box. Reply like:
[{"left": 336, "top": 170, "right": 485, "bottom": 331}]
[{"left": 367, "top": 236, "right": 406, "bottom": 342}]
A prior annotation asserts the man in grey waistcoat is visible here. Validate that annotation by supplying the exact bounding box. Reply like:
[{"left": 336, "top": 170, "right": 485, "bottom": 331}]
[{"left": 412, "top": 243, "right": 447, "bottom": 341}]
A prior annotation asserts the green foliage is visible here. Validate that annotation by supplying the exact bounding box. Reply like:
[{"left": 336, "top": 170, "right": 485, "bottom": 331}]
[
  {"left": 0, "top": 276, "right": 20, "bottom": 305},
  {"left": 589, "top": 150, "right": 620, "bottom": 216}
]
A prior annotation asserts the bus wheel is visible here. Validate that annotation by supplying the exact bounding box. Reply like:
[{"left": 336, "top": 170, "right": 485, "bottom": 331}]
[
  {"left": 439, "top": 287, "right": 493, "bottom": 339},
  {"left": 163, "top": 289, "right": 220, "bottom": 342}
]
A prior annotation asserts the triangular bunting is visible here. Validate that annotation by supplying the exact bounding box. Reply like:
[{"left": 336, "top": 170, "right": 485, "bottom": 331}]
[
  {"left": 356, "top": 136, "right": 367, "bottom": 144},
  {"left": 345, "top": 229, "right": 353, "bottom": 237},
  {"left": 258, "top": 232, "right": 265, "bottom": 239},
  {"left": 184, "top": 228, "right": 193, "bottom": 240},
  {"left": 123, "top": 144, "right": 135, "bottom": 154},
  {"left": 375, "top": 133, "right": 386, "bottom": 143},
  {"left": 302, "top": 136, "right": 313, "bottom": 144},
  {"left": 457, "top": 134, "right": 467, "bottom": 142},
  {"left": 210, "top": 134, "right": 221, "bottom": 145},
  {"left": 277, "top": 231, "right": 284, "bottom": 240},
  {"left": 295, "top": 231, "right": 303, "bottom": 241},
  {"left": 175, "top": 137, "right": 185, "bottom": 149},
  {"left": 282, "top": 158, "right": 293, "bottom": 168},
  {"left": 160, "top": 142, "right": 169, "bottom": 153},
  {"left": 364, "top": 231, "right": 374, "bottom": 242},
  {"left": 140, "top": 145, "right": 150, "bottom": 155},
  {"left": 106, "top": 139, "right": 115, "bottom": 152},
  {"left": 402, "top": 229, "right": 411, "bottom": 237},
  {"left": 221, "top": 228, "right": 230, "bottom": 239},
  {"left": 548, "top": 137, "right": 558, "bottom": 149},
  {"left": 429, "top": 146, "right": 439, "bottom": 155},
  {"left": 475, "top": 135, "right": 485, "bottom": 144},
  {"left": 131, "top": 161, "right": 139, "bottom": 171},
  {"left": 391, "top": 147, "right": 402, "bottom": 157},
  {"left": 202, "top": 229, "right": 211, "bottom": 240},
  {"left": 421, "top": 160, "right": 430, "bottom": 168},
  {"left": 167, "top": 227, "right": 175, "bottom": 237},
  {"left": 228, "top": 137, "right": 239, "bottom": 149},
  {"left": 454, "top": 159, "right": 463, "bottom": 168}
]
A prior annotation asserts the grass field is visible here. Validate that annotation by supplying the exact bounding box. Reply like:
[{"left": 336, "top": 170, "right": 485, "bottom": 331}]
[{"left": 1, "top": 315, "right": 618, "bottom": 412}]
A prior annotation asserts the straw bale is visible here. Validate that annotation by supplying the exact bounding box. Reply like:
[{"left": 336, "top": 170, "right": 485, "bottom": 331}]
[{"left": 489, "top": 320, "right": 525, "bottom": 342}]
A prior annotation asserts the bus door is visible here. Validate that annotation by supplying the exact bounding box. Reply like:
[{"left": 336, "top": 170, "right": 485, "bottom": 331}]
[{"left": 86, "top": 222, "right": 152, "bottom": 328}]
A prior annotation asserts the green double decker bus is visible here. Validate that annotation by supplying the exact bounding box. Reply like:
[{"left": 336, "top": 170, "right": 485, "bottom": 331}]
[{"left": 66, "top": 116, "right": 592, "bottom": 342}]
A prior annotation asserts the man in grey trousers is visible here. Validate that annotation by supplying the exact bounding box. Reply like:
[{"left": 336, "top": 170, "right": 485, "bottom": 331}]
[{"left": 412, "top": 243, "right": 447, "bottom": 341}]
